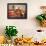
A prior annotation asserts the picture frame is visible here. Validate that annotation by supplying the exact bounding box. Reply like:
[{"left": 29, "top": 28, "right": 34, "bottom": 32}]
[{"left": 7, "top": 3, "right": 27, "bottom": 19}]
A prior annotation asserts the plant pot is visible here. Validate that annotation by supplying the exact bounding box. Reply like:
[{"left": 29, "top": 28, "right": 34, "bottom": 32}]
[
  {"left": 11, "top": 36, "right": 17, "bottom": 44},
  {"left": 7, "top": 39, "right": 12, "bottom": 44},
  {"left": 41, "top": 20, "right": 46, "bottom": 27}
]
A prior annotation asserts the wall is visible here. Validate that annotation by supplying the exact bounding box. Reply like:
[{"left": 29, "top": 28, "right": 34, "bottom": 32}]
[{"left": 0, "top": 0, "right": 46, "bottom": 41}]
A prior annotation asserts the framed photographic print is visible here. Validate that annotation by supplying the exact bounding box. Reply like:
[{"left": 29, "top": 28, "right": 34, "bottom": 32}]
[{"left": 7, "top": 3, "right": 27, "bottom": 19}]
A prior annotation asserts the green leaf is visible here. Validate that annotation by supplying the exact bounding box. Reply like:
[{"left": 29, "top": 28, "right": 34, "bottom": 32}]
[
  {"left": 36, "top": 15, "right": 44, "bottom": 21},
  {"left": 5, "top": 26, "right": 18, "bottom": 39},
  {"left": 44, "top": 15, "right": 46, "bottom": 20}
]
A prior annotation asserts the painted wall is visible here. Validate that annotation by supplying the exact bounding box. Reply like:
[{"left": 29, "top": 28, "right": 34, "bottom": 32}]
[{"left": 0, "top": 0, "right": 46, "bottom": 42}]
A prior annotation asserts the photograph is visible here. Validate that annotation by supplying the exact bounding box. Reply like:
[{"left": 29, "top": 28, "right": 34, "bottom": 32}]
[{"left": 7, "top": 3, "right": 27, "bottom": 19}]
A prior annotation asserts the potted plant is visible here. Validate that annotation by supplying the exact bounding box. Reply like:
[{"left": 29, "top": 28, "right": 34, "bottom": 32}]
[
  {"left": 36, "top": 6, "right": 46, "bottom": 27},
  {"left": 5, "top": 26, "right": 18, "bottom": 43},
  {"left": 36, "top": 14, "right": 46, "bottom": 27}
]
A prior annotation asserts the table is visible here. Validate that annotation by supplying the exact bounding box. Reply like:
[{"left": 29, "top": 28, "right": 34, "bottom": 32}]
[{"left": 14, "top": 43, "right": 46, "bottom": 46}]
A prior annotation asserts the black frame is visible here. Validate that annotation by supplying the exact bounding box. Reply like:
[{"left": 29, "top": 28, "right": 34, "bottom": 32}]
[{"left": 7, "top": 3, "right": 27, "bottom": 19}]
